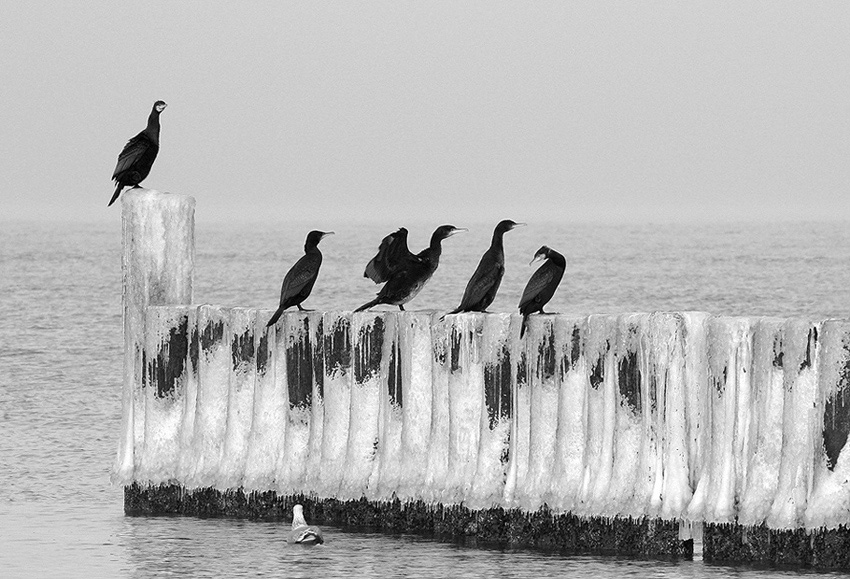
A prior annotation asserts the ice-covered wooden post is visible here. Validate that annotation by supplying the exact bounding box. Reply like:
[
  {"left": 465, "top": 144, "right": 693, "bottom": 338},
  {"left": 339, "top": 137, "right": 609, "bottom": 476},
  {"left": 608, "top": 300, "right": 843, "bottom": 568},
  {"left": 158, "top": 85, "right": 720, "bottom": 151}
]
[{"left": 113, "top": 189, "right": 195, "bottom": 482}]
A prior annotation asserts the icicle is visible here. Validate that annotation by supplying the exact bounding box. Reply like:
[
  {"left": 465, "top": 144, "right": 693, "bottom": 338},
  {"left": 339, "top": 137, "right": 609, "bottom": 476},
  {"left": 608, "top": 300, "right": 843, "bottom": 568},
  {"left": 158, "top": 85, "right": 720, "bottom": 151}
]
[
  {"left": 469, "top": 313, "right": 512, "bottom": 510},
  {"left": 188, "top": 305, "right": 229, "bottom": 489},
  {"left": 655, "top": 313, "right": 692, "bottom": 519},
  {"left": 689, "top": 316, "right": 751, "bottom": 523},
  {"left": 375, "top": 312, "right": 403, "bottom": 500},
  {"left": 276, "top": 312, "right": 316, "bottom": 495},
  {"left": 424, "top": 312, "right": 451, "bottom": 503},
  {"left": 521, "top": 313, "right": 563, "bottom": 511},
  {"left": 806, "top": 319, "right": 850, "bottom": 529},
  {"left": 546, "top": 316, "right": 587, "bottom": 513},
  {"left": 737, "top": 318, "right": 785, "bottom": 526},
  {"left": 339, "top": 312, "right": 384, "bottom": 500},
  {"left": 681, "top": 312, "right": 709, "bottom": 509},
  {"left": 137, "top": 305, "right": 191, "bottom": 483},
  {"left": 444, "top": 313, "right": 486, "bottom": 504},
  {"left": 396, "top": 312, "right": 437, "bottom": 501},
  {"left": 243, "top": 310, "right": 283, "bottom": 492},
  {"left": 606, "top": 313, "right": 647, "bottom": 519},
  {"left": 303, "top": 311, "right": 325, "bottom": 495},
  {"left": 175, "top": 306, "right": 199, "bottom": 484},
  {"left": 767, "top": 318, "right": 820, "bottom": 529},
  {"left": 580, "top": 314, "right": 618, "bottom": 516},
  {"left": 503, "top": 313, "right": 529, "bottom": 506},
  {"left": 316, "top": 311, "right": 352, "bottom": 498},
  {"left": 217, "top": 307, "right": 257, "bottom": 489}
]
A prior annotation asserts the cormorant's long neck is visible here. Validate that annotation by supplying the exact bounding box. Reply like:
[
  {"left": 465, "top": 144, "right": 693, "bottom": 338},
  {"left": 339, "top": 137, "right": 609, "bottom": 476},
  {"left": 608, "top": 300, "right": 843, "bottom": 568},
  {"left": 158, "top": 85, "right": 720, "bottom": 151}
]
[
  {"left": 428, "top": 234, "right": 444, "bottom": 258},
  {"left": 146, "top": 110, "right": 161, "bottom": 142},
  {"left": 549, "top": 251, "right": 566, "bottom": 269},
  {"left": 490, "top": 229, "right": 506, "bottom": 254},
  {"left": 304, "top": 243, "right": 321, "bottom": 255},
  {"left": 419, "top": 234, "right": 444, "bottom": 268}
]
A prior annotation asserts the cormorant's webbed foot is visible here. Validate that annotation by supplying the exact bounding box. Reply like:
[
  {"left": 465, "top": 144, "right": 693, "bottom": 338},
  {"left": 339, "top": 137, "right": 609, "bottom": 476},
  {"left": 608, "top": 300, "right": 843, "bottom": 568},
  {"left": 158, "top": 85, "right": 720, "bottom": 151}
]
[
  {"left": 399, "top": 305, "right": 405, "bottom": 311},
  {"left": 297, "top": 305, "right": 313, "bottom": 312}
]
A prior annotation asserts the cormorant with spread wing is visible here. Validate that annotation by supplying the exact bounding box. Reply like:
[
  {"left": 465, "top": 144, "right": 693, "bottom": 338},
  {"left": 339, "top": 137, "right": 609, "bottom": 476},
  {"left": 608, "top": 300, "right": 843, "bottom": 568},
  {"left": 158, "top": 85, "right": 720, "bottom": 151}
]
[
  {"left": 356, "top": 225, "right": 465, "bottom": 311},
  {"left": 109, "top": 100, "right": 167, "bottom": 206},
  {"left": 444, "top": 219, "right": 524, "bottom": 316},
  {"left": 363, "top": 227, "right": 423, "bottom": 284},
  {"left": 518, "top": 246, "right": 565, "bottom": 337},
  {"left": 267, "top": 230, "right": 334, "bottom": 326}
]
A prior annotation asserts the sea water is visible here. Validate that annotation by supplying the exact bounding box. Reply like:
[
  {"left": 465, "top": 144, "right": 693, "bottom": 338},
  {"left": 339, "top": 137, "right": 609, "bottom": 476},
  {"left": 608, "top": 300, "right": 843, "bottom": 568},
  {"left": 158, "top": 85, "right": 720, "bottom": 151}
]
[{"left": 2, "top": 219, "right": 850, "bottom": 578}]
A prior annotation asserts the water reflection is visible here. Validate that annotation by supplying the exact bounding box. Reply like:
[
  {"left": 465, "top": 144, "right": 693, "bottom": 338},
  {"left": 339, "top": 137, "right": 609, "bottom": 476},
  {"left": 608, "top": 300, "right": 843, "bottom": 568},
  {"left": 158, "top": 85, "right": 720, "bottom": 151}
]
[
  {"left": 2, "top": 501, "right": 843, "bottom": 579},
  {"left": 114, "top": 514, "right": 841, "bottom": 579}
]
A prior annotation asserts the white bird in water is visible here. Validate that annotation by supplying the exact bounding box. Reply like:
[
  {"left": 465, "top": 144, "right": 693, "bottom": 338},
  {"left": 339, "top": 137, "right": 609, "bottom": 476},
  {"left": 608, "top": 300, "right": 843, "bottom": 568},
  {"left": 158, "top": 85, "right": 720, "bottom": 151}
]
[{"left": 287, "top": 504, "right": 324, "bottom": 544}]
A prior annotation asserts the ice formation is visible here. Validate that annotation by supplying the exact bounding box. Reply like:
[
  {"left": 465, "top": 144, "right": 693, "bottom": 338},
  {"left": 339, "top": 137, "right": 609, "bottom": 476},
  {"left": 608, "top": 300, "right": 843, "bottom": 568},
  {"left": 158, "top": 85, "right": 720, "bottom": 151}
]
[
  {"left": 117, "top": 304, "right": 850, "bottom": 531},
  {"left": 115, "top": 191, "right": 850, "bottom": 532}
]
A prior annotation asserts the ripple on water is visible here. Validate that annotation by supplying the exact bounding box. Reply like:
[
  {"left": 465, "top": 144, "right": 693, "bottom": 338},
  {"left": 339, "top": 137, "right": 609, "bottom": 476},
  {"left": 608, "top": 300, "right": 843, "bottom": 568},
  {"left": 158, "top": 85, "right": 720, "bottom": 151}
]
[{"left": 3, "top": 221, "right": 850, "bottom": 577}]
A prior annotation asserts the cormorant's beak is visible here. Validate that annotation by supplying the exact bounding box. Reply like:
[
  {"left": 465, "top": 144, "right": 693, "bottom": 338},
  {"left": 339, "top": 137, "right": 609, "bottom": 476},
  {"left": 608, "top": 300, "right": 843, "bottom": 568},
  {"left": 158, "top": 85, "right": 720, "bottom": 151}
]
[
  {"left": 157, "top": 102, "right": 168, "bottom": 112},
  {"left": 529, "top": 253, "right": 546, "bottom": 266},
  {"left": 448, "top": 227, "right": 467, "bottom": 236},
  {"left": 511, "top": 222, "right": 527, "bottom": 230},
  {"left": 322, "top": 231, "right": 335, "bottom": 239}
]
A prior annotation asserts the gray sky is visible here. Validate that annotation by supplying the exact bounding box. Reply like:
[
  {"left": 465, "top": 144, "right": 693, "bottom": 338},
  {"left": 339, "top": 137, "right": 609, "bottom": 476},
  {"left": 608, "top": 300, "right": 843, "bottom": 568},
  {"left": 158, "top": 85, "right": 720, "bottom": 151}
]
[{"left": 2, "top": 2, "right": 849, "bottom": 224}]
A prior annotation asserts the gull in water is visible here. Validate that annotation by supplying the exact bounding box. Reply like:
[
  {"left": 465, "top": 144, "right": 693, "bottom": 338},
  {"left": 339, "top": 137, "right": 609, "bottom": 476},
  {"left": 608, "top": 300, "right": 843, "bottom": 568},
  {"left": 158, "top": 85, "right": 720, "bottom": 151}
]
[{"left": 287, "top": 504, "right": 324, "bottom": 544}]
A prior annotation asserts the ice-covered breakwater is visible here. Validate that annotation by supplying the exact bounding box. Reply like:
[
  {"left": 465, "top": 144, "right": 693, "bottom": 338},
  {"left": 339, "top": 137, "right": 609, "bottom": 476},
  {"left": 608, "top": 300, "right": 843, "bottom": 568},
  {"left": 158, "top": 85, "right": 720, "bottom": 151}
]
[
  {"left": 116, "top": 191, "right": 850, "bottom": 567},
  {"left": 120, "top": 308, "right": 850, "bottom": 527}
]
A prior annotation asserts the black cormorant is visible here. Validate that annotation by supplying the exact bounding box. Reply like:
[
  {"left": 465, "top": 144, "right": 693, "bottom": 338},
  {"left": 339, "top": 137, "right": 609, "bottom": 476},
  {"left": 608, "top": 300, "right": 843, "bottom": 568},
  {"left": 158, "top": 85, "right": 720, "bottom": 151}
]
[
  {"left": 444, "top": 219, "right": 524, "bottom": 316},
  {"left": 267, "top": 230, "right": 334, "bottom": 326},
  {"left": 518, "top": 246, "right": 565, "bottom": 338},
  {"left": 109, "top": 100, "right": 167, "bottom": 206},
  {"left": 355, "top": 225, "right": 465, "bottom": 312},
  {"left": 363, "top": 227, "right": 423, "bottom": 283}
]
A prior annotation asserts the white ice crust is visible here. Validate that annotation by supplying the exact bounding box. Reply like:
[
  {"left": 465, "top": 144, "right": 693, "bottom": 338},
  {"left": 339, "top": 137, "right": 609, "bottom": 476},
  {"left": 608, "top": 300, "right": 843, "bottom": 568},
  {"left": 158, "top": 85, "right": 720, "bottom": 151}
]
[{"left": 114, "top": 192, "right": 850, "bottom": 531}]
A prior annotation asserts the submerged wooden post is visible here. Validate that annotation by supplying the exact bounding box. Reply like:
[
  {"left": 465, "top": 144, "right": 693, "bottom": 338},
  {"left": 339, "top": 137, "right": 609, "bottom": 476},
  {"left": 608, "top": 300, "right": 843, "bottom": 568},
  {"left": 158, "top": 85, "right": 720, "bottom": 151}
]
[{"left": 114, "top": 189, "right": 195, "bottom": 483}]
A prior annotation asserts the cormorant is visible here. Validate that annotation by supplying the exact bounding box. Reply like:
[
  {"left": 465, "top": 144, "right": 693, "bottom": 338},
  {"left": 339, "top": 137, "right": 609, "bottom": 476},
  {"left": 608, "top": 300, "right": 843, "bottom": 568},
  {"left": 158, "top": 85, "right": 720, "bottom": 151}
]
[
  {"left": 444, "top": 219, "right": 525, "bottom": 316},
  {"left": 355, "top": 225, "right": 465, "bottom": 312},
  {"left": 267, "top": 230, "right": 334, "bottom": 326},
  {"left": 109, "top": 100, "right": 167, "bottom": 206},
  {"left": 363, "top": 227, "right": 423, "bottom": 283},
  {"left": 287, "top": 504, "right": 324, "bottom": 544},
  {"left": 518, "top": 245, "right": 565, "bottom": 338}
]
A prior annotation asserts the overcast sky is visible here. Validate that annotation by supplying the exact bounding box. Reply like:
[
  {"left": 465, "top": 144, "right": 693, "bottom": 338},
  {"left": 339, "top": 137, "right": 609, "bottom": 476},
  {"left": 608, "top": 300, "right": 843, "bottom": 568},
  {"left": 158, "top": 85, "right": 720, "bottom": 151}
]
[{"left": 2, "top": 2, "right": 849, "bottom": 224}]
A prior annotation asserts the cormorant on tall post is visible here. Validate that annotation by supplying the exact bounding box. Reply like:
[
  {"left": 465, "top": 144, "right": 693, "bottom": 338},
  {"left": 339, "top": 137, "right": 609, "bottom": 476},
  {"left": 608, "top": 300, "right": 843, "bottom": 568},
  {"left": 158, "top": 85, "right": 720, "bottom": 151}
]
[
  {"left": 444, "top": 219, "right": 525, "bottom": 317},
  {"left": 109, "top": 100, "right": 167, "bottom": 206},
  {"left": 518, "top": 245, "right": 566, "bottom": 338},
  {"left": 363, "top": 227, "right": 423, "bottom": 284},
  {"left": 267, "top": 230, "right": 334, "bottom": 327},
  {"left": 355, "top": 225, "right": 465, "bottom": 312}
]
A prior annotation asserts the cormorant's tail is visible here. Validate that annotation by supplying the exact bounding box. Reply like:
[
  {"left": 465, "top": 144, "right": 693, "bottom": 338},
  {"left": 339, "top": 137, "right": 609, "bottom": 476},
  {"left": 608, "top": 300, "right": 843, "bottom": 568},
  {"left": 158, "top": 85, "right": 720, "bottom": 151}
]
[
  {"left": 439, "top": 306, "right": 463, "bottom": 322},
  {"left": 266, "top": 306, "right": 285, "bottom": 327},
  {"left": 520, "top": 314, "right": 530, "bottom": 338},
  {"left": 108, "top": 183, "right": 123, "bottom": 207},
  {"left": 355, "top": 298, "right": 380, "bottom": 312}
]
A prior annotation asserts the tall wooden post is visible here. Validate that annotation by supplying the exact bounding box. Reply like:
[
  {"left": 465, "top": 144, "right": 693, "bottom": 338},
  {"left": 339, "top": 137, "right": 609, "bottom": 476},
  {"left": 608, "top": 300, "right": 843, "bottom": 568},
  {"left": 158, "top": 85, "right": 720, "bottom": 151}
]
[{"left": 113, "top": 189, "right": 195, "bottom": 483}]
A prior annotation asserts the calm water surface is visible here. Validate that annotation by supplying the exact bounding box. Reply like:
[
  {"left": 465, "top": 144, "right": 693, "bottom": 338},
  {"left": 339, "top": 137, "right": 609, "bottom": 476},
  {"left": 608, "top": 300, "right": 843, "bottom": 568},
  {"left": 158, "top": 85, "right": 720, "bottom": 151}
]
[{"left": 2, "top": 219, "right": 850, "bottom": 578}]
